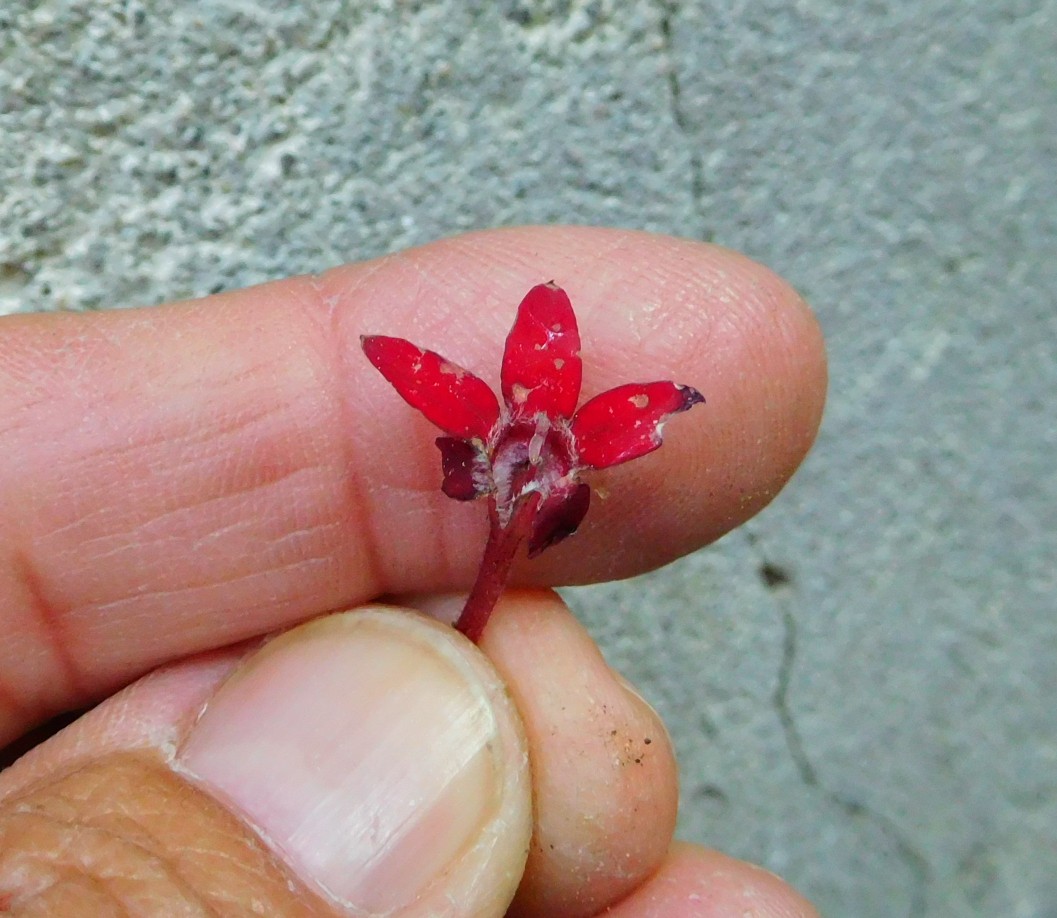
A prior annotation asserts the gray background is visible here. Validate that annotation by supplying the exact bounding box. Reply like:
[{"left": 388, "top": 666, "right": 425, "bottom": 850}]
[{"left": 1, "top": 2, "right": 1054, "bottom": 915}]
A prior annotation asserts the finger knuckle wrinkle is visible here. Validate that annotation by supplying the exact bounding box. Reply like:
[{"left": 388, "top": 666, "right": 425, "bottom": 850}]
[{"left": 0, "top": 754, "right": 328, "bottom": 915}]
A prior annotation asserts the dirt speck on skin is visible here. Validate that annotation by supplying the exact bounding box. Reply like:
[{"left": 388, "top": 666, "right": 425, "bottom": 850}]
[{"left": 606, "top": 727, "right": 653, "bottom": 768}]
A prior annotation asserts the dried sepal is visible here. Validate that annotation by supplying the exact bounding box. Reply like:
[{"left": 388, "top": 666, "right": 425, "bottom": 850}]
[
  {"left": 528, "top": 482, "right": 591, "bottom": 558},
  {"left": 436, "top": 437, "right": 489, "bottom": 501}
]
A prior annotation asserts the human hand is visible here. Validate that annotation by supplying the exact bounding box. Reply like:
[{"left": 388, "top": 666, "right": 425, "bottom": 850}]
[{"left": 0, "top": 227, "right": 826, "bottom": 916}]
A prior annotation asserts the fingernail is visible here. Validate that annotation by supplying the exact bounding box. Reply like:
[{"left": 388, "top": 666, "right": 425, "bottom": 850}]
[{"left": 177, "top": 610, "right": 507, "bottom": 912}]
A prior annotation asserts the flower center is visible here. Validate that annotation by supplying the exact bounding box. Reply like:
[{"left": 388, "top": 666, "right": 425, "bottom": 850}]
[{"left": 490, "top": 412, "right": 577, "bottom": 525}]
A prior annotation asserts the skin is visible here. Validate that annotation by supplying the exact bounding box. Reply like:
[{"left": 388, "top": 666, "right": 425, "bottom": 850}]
[{"left": 0, "top": 226, "right": 826, "bottom": 916}]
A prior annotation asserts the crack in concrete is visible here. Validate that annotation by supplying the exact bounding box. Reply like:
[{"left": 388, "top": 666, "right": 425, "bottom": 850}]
[
  {"left": 656, "top": 2, "right": 710, "bottom": 241},
  {"left": 752, "top": 535, "right": 932, "bottom": 917},
  {"left": 773, "top": 598, "right": 930, "bottom": 916}
]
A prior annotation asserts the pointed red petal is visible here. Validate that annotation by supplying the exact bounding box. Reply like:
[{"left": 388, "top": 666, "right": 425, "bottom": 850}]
[
  {"left": 528, "top": 482, "right": 591, "bottom": 558},
  {"left": 361, "top": 335, "right": 500, "bottom": 440},
  {"left": 501, "top": 282, "right": 582, "bottom": 419},
  {"left": 571, "top": 382, "right": 704, "bottom": 469}
]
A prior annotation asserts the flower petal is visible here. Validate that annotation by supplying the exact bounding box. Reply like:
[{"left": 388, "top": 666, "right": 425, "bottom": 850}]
[
  {"left": 571, "top": 382, "right": 704, "bottom": 469},
  {"left": 501, "top": 282, "right": 582, "bottom": 420},
  {"left": 527, "top": 482, "right": 591, "bottom": 557},
  {"left": 361, "top": 335, "right": 500, "bottom": 440},
  {"left": 436, "top": 437, "right": 490, "bottom": 501}
]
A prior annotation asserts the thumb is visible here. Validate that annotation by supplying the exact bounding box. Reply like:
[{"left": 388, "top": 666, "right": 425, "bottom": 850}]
[{"left": 0, "top": 610, "right": 532, "bottom": 916}]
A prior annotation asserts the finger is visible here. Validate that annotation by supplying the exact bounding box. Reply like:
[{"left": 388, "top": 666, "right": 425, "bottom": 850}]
[
  {"left": 0, "top": 225, "right": 826, "bottom": 742},
  {"left": 599, "top": 842, "right": 819, "bottom": 918},
  {"left": 479, "top": 591, "right": 679, "bottom": 918},
  {"left": 0, "top": 609, "right": 531, "bottom": 917}
]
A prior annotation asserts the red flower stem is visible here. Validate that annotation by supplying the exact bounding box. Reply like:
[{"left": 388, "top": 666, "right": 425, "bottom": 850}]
[{"left": 455, "top": 496, "right": 537, "bottom": 642}]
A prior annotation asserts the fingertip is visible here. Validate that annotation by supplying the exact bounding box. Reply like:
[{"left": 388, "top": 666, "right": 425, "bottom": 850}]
[
  {"left": 605, "top": 842, "right": 820, "bottom": 918},
  {"left": 480, "top": 590, "right": 679, "bottom": 917},
  {"left": 331, "top": 227, "right": 827, "bottom": 584}
]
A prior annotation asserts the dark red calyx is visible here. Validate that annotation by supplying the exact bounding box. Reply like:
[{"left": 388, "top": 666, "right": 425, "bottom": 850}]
[
  {"left": 435, "top": 437, "right": 490, "bottom": 501},
  {"left": 488, "top": 412, "right": 578, "bottom": 525}
]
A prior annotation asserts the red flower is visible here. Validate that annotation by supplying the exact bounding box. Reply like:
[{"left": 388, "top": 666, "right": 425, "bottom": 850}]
[{"left": 362, "top": 282, "right": 703, "bottom": 641}]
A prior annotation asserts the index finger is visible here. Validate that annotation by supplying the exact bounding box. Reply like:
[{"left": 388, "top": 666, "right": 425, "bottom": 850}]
[{"left": 0, "top": 226, "right": 825, "bottom": 744}]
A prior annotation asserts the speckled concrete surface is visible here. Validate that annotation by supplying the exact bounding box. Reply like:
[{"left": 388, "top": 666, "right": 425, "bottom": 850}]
[{"left": 2, "top": 2, "right": 1054, "bottom": 914}]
